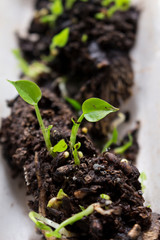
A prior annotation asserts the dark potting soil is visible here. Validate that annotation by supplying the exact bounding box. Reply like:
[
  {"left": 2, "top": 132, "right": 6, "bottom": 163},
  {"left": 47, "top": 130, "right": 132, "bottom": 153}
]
[
  {"left": 0, "top": 89, "right": 152, "bottom": 240},
  {"left": 18, "top": 0, "right": 139, "bottom": 138}
]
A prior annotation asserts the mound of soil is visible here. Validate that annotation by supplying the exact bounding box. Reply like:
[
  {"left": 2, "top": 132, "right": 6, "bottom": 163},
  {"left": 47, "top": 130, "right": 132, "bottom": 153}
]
[{"left": 0, "top": 89, "right": 152, "bottom": 240}]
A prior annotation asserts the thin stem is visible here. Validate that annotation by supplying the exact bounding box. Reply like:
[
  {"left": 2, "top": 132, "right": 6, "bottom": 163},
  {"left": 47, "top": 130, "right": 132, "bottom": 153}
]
[
  {"left": 34, "top": 104, "right": 53, "bottom": 155},
  {"left": 70, "top": 113, "right": 84, "bottom": 149},
  {"left": 52, "top": 204, "right": 94, "bottom": 238}
]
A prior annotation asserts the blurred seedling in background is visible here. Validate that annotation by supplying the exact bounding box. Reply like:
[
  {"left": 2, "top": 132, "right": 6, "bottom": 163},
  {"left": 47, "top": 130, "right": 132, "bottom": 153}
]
[
  {"left": 13, "top": 49, "right": 50, "bottom": 80},
  {"left": 139, "top": 171, "right": 147, "bottom": 193},
  {"left": 8, "top": 80, "right": 67, "bottom": 157},
  {"left": 70, "top": 98, "right": 118, "bottom": 165}
]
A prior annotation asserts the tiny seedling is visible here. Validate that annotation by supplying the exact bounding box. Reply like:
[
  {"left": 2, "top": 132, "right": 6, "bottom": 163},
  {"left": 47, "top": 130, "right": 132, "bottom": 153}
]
[
  {"left": 139, "top": 172, "right": 147, "bottom": 193},
  {"left": 47, "top": 189, "right": 68, "bottom": 209},
  {"left": 40, "top": 0, "right": 63, "bottom": 25},
  {"left": 65, "top": 97, "right": 82, "bottom": 111},
  {"left": 13, "top": 49, "right": 50, "bottom": 79},
  {"left": 94, "top": 0, "right": 130, "bottom": 19},
  {"left": 65, "top": 0, "right": 77, "bottom": 9},
  {"left": 81, "top": 34, "right": 88, "bottom": 43},
  {"left": 29, "top": 211, "right": 73, "bottom": 238},
  {"left": 100, "top": 194, "right": 110, "bottom": 200},
  {"left": 114, "top": 133, "right": 133, "bottom": 154},
  {"left": 70, "top": 98, "right": 118, "bottom": 164},
  {"left": 8, "top": 80, "right": 67, "bottom": 157},
  {"left": 102, "top": 127, "right": 118, "bottom": 152},
  {"left": 50, "top": 28, "right": 70, "bottom": 54}
]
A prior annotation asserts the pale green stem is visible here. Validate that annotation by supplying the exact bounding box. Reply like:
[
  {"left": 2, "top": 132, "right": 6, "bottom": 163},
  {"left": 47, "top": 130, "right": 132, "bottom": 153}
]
[
  {"left": 52, "top": 204, "right": 94, "bottom": 238},
  {"left": 70, "top": 113, "right": 84, "bottom": 149},
  {"left": 34, "top": 104, "right": 53, "bottom": 156}
]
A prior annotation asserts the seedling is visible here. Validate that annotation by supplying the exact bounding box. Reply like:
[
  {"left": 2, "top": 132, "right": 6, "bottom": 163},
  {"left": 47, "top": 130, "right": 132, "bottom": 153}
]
[
  {"left": 65, "top": 97, "right": 82, "bottom": 111},
  {"left": 40, "top": 0, "right": 63, "bottom": 25},
  {"left": 114, "top": 133, "right": 133, "bottom": 154},
  {"left": 139, "top": 172, "right": 147, "bottom": 193},
  {"left": 29, "top": 211, "right": 73, "bottom": 238},
  {"left": 95, "top": 0, "right": 130, "bottom": 19},
  {"left": 8, "top": 80, "right": 67, "bottom": 157},
  {"left": 100, "top": 194, "right": 110, "bottom": 200},
  {"left": 13, "top": 49, "right": 50, "bottom": 79},
  {"left": 70, "top": 98, "right": 118, "bottom": 164},
  {"left": 102, "top": 127, "right": 118, "bottom": 152},
  {"left": 81, "top": 34, "right": 88, "bottom": 43},
  {"left": 50, "top": 28, "right": 70, "bottom": 55},
  {"left": 47, "top": 189, "right": 68, "bottom": 209}
]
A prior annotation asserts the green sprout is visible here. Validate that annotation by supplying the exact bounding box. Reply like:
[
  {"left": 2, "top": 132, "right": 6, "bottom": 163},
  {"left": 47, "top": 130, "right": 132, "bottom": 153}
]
[
  {"left": 100, "top": 194, "right": 110, "bottom": 200},
  {"left": 102, "top": 127, "right": 118, "bottom": 152},
  {"left": 40, "top": 0, "right": 63, "bottom": 25},
  {"left": 139, "top": 172, "right": 147, "bottom": 193},
  {"left": 29, "top": 211, "right": 73, "bottom": 238},
  {"left": 81, "top": 34, "right": 88, "bottom": 43},
  {"left": 70, "top": 98, "right": 118, "bottom": 165},
  {"left": 46, "top": 204, "right": 95, "bottom": 238},
  {"left": 65, "top": 97, "right": 82, "bottom": 111},
  {"left": 50, "top": 28, "right": 70, "bottom": 55},
  {"left": 8, "top": 80, "right": 67, "bottom": 157},
  {"left": 47, "top": 189, "right": 68, "bottom": 209},
  {"left": 13, "top": 49, "right": 50, "bottom": 79},
  {"left": 65, "top": 0, "right": 77, "bottom": 9},
  {"left": 94, "top": 0, "right": 130, "bottom": 19},
  {"left": 114, "top": 133, "right": 133, "bottom": 155}
]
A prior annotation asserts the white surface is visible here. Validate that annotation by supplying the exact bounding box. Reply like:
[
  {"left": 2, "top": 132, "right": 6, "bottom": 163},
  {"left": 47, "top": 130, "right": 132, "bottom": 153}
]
[
  {"left": 0, "top": 0, "right": 39, "bottom": 239},
  {"left": 0, "top": 0, "right": 160, "bottom": 239}
]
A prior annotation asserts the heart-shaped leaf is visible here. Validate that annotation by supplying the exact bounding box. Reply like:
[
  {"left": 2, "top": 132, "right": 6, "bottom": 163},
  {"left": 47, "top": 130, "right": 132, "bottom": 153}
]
[
  {"left": 8, "top": 80, "right": 42, "bottom": 106},
  {"left": 82, "top": 98, "right": 118, "bottom": 122}
]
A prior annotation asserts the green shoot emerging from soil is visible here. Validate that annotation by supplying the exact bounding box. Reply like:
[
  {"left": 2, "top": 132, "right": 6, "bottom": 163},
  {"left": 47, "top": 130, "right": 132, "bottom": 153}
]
[
  {"left": 102, "top": 127, "right": 118, "bottom": 152},
  {"left": 29, "top": 211, "right": 73, "bottom": 238},
  {"left": 41, "top": 0, "right": 63, "bottom": 25},
  {"left": 50, "top": 28, "right": 70, "bottom": 55},
  {"left": 8, "top": 80, "right": 67, "bottom": 157},
  {"left": 65, "top": 97, "right": 82, "bottom": 111},
  {"left": 95, "top": 0, "right": 130, "bottom": 19},
  {"left": 70, "top": 98, "right": 118, "bottom": 164},
  {"left": 13, "top": 49, "right": 50, "bottom": 79},
  {"left": 139, "top": 172, "right": 147, "bottom": 193},
  {"left": 100, "top": 194, "right": 110, "bottom": 200},
  {"left": 47, "top": 189, "right": 68, "bottom": 209},
  {"left": 114, "top": 133, "right": 133, "bottom": 154}
]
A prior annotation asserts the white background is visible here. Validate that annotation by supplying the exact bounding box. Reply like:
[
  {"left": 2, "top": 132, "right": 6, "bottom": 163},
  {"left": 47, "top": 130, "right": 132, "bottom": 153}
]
[{"left": 0, "top": 0, "right": 160, "bottom": 239}]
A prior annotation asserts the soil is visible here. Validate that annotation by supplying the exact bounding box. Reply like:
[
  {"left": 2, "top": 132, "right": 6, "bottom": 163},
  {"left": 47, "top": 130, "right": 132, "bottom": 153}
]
[{"left": 0, "top": 90, "right": 151, "bottom": 240}]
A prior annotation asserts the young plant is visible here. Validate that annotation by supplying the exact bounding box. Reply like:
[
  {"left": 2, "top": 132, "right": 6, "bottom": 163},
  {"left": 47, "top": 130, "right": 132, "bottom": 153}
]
[
  {"left": 65, "top": 97, "right": 82, "bottom": 111},
  {"left": 40, "top": 0, "right": 63, "bottom": 25},
  {"left": 139, "top": 172, "right": 147, "bottom": 193},
  {"left": 50, "top": 28, "right": 70, "bottom": 55},
  {"left": 47, "top": 189, "right": 68, "bottom": 209},
  {"left": 114, "top": 133, "right": 133, "bottom": 154},
  {"left": 70, "top": 98, "right": 118, "bottom": 164},
  {"left": 8, "top": 80, "right": 67, "bottom": 157},
  {"left": 95, "top": 0, "right": 130, "bottom": 19},
  {"left": 102, "top": 127, "right": 118, "bottom": 152},
  {"left": 29, "top": 211, "right": 73, "bottom": 238},
  {"left": 13, "top": 49, "right": 50, "bottom": 79}
]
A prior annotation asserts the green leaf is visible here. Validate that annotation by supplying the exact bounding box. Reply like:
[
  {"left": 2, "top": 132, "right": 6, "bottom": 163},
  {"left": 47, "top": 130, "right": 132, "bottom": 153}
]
[
  {"left": 65, "top": 0, "right": 77, "bottom": 9},
  {"left": 81, "top": 34, "right": 88, "bottom": 43},
  {"left": 102, "top": 127, "right": 118, "bottom": 152},
  {"left": 12, "top": 49, "right": 29, "bottom": 75},
  {"left": 51, "top": 0, "right": 63, "bottom": 16},
  {"left": 100, "top": 194, "right": 110, "bottom": 200},
  {"left": 82, "top": 98, "right": 118, "bottom": 122},
  {"left": 65, "top": 97, "right": 82, "bottom": 111},
  {"left": 94, "top": 12, "right": 106, "bottom": 20},
  {"left": 73, "top": 142, "right": 81, "bottom": 165},
  {"left": 51, "top": 139, "right": 68, "bottom": 153},
  {"left": 8, "top": 80, "right": 42, "bottom": 106},
  {"left": 114, "top": 133, "right": 133, "bottom": 154},
  {"left": 50, "top": 28, "right": 70, "bottom": 50}
]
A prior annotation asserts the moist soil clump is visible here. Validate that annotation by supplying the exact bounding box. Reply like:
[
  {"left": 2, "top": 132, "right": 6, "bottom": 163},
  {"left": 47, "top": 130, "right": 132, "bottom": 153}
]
[
  {"left": 18, "top": 0, "right": 139, "bottom": 137},
  {"left": 0, "top": 89, "right": 151, "bottom": 240}
]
